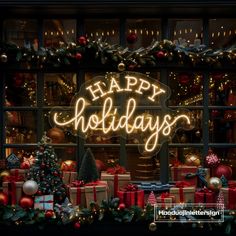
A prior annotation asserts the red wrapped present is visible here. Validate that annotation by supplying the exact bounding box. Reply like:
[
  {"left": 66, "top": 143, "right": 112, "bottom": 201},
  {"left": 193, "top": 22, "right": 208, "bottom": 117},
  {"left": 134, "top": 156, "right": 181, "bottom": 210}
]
[
  {"left": 2, "top": 175, "right": 24, "bottom": 205},
  {"left": 117, "top": 184, "right": 144, "bottom": 208},
  {"left": 62, "top": 171, "right": 77, "bottom": 185},
  {"left": 156, "top": 192, "right": 175, "bottom": 208},
  {"left": 101, "top": 165, "right": 131, "bottom": 198},
  {"left": 221, "top": 182, "right": 236, "bottom": 209},
  {"left": 170, "top": 181, "right": 195, "bottom": 203},
  {"left": 171, "top": 165, "right": 198, "bottom": 186},
  {"left": 68, "top": 180, "right": 86, "bottom": 207},
  {"left": 195, "top": 188, "right": 216, "bottom": 208},
  {"left": 84, "top": 181, "right": 108, "bottom": 206}
]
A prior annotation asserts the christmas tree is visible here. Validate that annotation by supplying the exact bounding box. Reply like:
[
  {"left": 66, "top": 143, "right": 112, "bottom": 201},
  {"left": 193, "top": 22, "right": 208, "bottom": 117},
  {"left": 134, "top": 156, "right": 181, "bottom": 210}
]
[
  {"left": 220, "top": 175, "right": 228, "bottom": 187},
  {"left": 28, "top": 135, "right": 66, "bottom": 203},
  {"left": 147, "top": 191, "right": 156, "bottom": 206},
  {"left": 78, "top": 148, "right": 99, "bottom": 183}
]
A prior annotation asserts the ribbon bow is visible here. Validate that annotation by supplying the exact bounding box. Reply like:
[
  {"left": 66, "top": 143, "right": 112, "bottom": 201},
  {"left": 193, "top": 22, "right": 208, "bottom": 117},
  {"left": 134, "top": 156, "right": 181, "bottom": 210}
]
[
  {"left": 123, "top": 184, "right": 138, "bottom": 192},
  {"left": 4, "top": 175, "right": 24, "bottom": 182},
  {"left": 160, "top": 192, "right": 170, "bottom": 198},
  {"left": 185, "top": 168, "right": 208, "bottom": 186},
  {"left": 175, "top": 181, "right": 191, "bottom": 188},
  {"left": 106, "top": 165, "right": 126, "bottom": 175},
  {"left": 85, "top": 180, "right": 107, "bottom": 187},
  {"left": 71, "top": 180, "right": 85, "bottom": 187}
]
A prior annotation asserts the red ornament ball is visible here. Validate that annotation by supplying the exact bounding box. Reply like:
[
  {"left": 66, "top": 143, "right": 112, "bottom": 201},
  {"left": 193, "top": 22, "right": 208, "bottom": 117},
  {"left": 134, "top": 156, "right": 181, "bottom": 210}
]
[
  {"left": 47, "top": 127, "right": 65, "bottom": 143},
  {"left": 178, "top": 73, "right": 191, "bottom": 85},
  {"left": 96, "top": 159, "right": 106, "bottom": 172},
  {"left": 118, "top": 203, "right": 126, "bottom": 210},
  {"left": 45, "top": 210, "right": 54, "bottom": 218},
  {"left": 155, "top": 51, "right": 165, "bottom": 59},
  {"left": 20, "top": 162, "right": 30, "bottom": 169},
  {"left": 74, "top": 221, "right": 81, "bottom": 229},
  {"left": 75, "top": 53, "right": 82, "bottom": 61},
  {"left": 19, "top": 196, "right": 34, "bottom": 209},
  {"left": 215, "top": 165, "right": 232, "bottom": 180},
  {"left": 78, "top": 36, "right": 87, "bottom": 46},
  {"left": 126, "top": 32, "right": 138, "bottom": 44},
  {"left": 0, "top": 192, "right": 8, "bottom": 206}
]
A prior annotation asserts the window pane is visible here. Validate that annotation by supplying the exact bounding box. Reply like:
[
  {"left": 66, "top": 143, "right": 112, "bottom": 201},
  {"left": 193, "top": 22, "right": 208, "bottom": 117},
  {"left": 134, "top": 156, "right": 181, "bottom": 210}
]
[
  {"left": 5, "top": 73, "right": 37, "bottom": 107},
  {"left": 209, "top": 109, "right": 236, "bottom": 143},
  {"left": 126, "top": 19, "right": 161, "bottom": 48},
  {"left": 209, "top": 73, "right": 235, "bottom": 106},
  {"left": 209, "top": 19, "right": 236, "bottom": 48},
  {"left": 169, "top": 19, "right": 203, "bottom": 44},
  {"left": 44, "top": 73, "right": 76, "bottom": 106},
  {"left": 3, "top": 19, "right": 38, "bottom": 47},
  {"left": 85, "top": 19, "right": 119, "bottom": 44},
  {"left": 127, "top": 147, "right": 159, "bottom": 181},
  {"left": 43, "top": 19, "right": 76, "bottom": 47},
  {"left": 5, "top": 111, "right": 37, "bottom": 144},
  {"left": 168, "top": 72, "right": 203, "bottom": 106}
]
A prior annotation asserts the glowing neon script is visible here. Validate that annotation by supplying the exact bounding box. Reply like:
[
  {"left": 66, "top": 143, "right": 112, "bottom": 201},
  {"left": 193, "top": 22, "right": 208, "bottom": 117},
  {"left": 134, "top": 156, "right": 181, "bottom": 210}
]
[{"left": 53, "top": 97, "right": 190, "bottom": 152}]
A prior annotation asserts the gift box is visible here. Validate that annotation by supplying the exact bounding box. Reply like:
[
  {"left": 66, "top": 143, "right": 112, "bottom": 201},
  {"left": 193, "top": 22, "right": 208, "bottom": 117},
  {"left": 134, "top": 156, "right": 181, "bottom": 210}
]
[
  {"left": 117, "top": 184, "right": 144, "bottom": 208},
  {"left": 221, "top": 182, "right": 236, "bottom": 209},
  {"left": 68, "top": 180, "right": 86, "bottom": 207},
  {"left": 170, "top": 181, "right": 195, "bottom": 203},
  {"left": 84, "top": 181, "right": 108, "bottom": 206},
  {"left": 34, "top": 195, "right": 54, "bottom": 210},
  {"left": 10, "top": 168, "right": 29, "bottom": 180},
  {"left": 156, "top": 192, "right": 175, "bottom": 208},
  {"left": 62, "top": 171, "right": 78, "bottom": 185},
  {"left": 101, "top": 165, "right": 131, "bottom": 198},
  {"left": 2, "top": 175, "right": 24, "bottom": 205},
  {"left": 171, "top": 165, "right": 198, "bottom": 186},
  {"left": 195, "top": 188, "right": 216, "bottom": 207}
]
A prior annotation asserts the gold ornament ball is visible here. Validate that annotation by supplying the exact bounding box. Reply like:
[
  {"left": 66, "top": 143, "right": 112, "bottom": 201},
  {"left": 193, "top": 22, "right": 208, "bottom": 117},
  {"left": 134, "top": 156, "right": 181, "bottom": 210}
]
[
  {"left": 0, "top": 53, "right": 8, "bottom": 63},
  {"left": 208, "top": 177, "right": 222, "bottom": 192},
  {"left": 185, "top": 154, "right": 201, "bottom": 166},
  {"left": 0, "top": 170, "right": 10, "bottom": 181},
  {"left": 149, "top": 222, "right": 157, "bottom": 231},
  {"left": 118, "top": 62, "right": 125, "bottom": 71}
]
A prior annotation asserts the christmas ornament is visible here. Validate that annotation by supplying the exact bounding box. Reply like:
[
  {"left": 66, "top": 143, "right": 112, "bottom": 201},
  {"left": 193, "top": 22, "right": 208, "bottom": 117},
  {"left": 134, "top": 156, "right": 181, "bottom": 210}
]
[
  {"left": 45, "top": 210, "right": 54, "bottom": 218},
  {"left": 96, "top": 159, "right": 106, "bottom": 172},
  {"left": 185, "top": 154, "right": 201, "bottom": 166},
  {"left": 0, "top": 53, "right": 8, "bottom": 63},
  {"left": 74, "top": 221, "right": 81, "bottom": 229},
  {"left": 20, "top": 161, "right": 30, "bottom": 169},
  {"left": 118, "top": 62, "right": 125, "bottom": 71},
  {"left": 118, "top": 203, "right": 126, "bottom": 210},
  {"left": 178, "top": 73, "right": 191, "bottom": 85},
  {"left": 147, "top": 191, "right": 156, "bottom": 206},
  {"left": 208, "top": 177, "right": 222, "bottom": 192},
  {"left": 47, "top": 127, "right": 65, "bottom": 143},
  {"left": 78, "top": 36, "right": 87, "bottom": 46},
  {"left": 6, "top": 153, "right": 21, "bottom": 169},
  {"left": 155, "top": 51, "right": 165, "bottom": 59},
  {"left": 0, "top": 192, "right": 8, "bottom": 206},
  {"left": 0, "top": 170, "right": 10, "bottom": 181},
  {"left": 61, "top": 160, "right": 77, "bottom": 172},
  {"left": 75, "top": 53, "right": 82, "bottom": 61},
  {"left": 205, "top": 152, "right": 220, "bottom": 168},
  {"left": 149, "top": 222, "right": 157, "bottom": 231},
  {"left": 19, "top": 196, "right": 34, "bottom": 208},
  {"left": 23, "top": 180, "right": 38, "bottom": 195},
  {"left": 215, "top": 165, "right": 232, "bottom": 180},
  {"left": 126, "top": 32, "right": 138, "bottom": 44}
]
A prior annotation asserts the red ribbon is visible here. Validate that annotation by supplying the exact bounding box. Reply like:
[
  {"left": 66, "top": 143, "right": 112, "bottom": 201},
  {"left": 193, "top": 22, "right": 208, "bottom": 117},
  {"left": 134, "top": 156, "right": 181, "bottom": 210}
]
[
  {"left": 122, "top": 184, "right": 138, "bottom": 192},
  {"left": 71, "top": 180, "right": 85, "bottom": 187},
  {"left": 114, "top": 174, "right": 118, "bottom": 197},
  {"left": 160, "top": 192, "right": 171, "bottom": 208},
  {"left": 4, "top": 175, "right": 24, "bottom": 182},
  {"left": 175, "top": 181, "right": 191, "bottom": 203},
  {"left": 85, "top": 181, "right": 107, "bottom": 202},
  {"left": 195, "top": 188, "right": 215, "bottom": 207},
  {"left": 106, "top": 165, "right": 126, "bottom": 175}
]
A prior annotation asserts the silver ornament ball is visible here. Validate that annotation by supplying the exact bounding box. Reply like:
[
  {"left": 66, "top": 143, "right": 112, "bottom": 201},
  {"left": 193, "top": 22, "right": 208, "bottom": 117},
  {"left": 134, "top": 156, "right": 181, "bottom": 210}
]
[
  {"left": 23, "top": 180, "right": 38, "bottom": 195},
  {"left": 149, "top": 222, "right": 157, "bottom": 231},
  {"left": 118, "top": 62, "right": 125, "bottom": 71},
  {"left": 1, "top": 53, "right": 8, "bottom": 63}
]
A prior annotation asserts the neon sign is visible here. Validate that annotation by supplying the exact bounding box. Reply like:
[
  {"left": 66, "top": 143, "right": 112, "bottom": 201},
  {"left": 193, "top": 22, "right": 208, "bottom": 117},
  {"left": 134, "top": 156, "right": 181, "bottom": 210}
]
[{"left": 51, "top": 72, "right": 191, "bottom": 154}]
